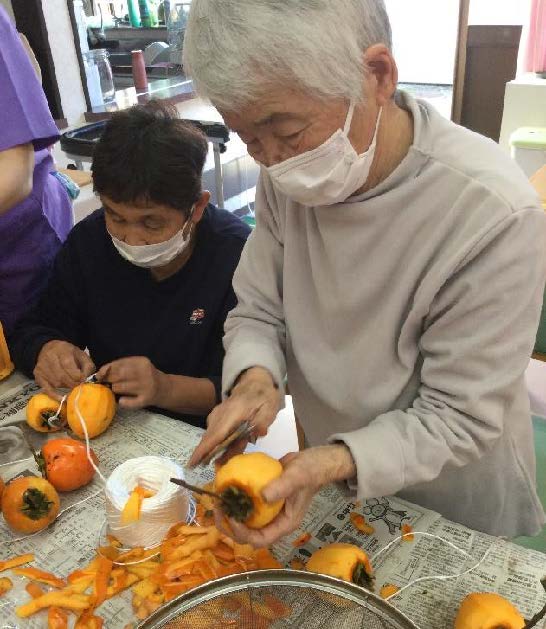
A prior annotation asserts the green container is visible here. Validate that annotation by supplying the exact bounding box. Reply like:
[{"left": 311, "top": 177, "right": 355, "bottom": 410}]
[
  {"left": 128, "top": 0, "right": 141, "bottom": 27},
  {"left": 241, "top": 215, "right": 256, "bottom": 229},
  {"left": 138, "top": 0, "right": 152, "bottom": 27},
  {"left": 510, "top": 127, "right": 546, "bottom": 150}
]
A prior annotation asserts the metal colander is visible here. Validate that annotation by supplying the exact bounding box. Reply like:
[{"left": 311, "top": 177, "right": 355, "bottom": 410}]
[{"left": 138, "top": 570, "right": 420, "bottom": 629}]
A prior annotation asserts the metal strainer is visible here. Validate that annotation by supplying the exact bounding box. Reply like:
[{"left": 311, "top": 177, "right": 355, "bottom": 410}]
[{"left": 138, "top": 570, "right": 420, "bottom": 629}]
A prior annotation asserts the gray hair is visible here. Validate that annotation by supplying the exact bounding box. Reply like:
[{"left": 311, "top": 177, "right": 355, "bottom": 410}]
[{"left": 183, "top": 0, "right": 392, "bottom": 111}]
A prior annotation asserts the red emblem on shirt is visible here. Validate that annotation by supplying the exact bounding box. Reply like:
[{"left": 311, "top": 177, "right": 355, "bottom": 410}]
[{"left": 190, "top": 308, "right": 205, "bottom": 325}]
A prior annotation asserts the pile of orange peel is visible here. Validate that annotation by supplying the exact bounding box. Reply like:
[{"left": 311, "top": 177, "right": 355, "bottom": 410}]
[
  {"left": 0, "top": 495, "right": 282, "bottom": 628},
  {"left": 0, "top": 489, "right": 411, "bottom": 626}
]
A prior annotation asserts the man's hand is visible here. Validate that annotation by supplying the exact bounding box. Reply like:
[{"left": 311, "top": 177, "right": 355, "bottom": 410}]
[
  {"left": 189, "top": 367, "right": 281, "bottom": 467},
  {"left": 97, "top": 356, "right": 163, "bottom": 410},
  {"left": 217, "top": 444, "right": 357, "bottom": 547},
  {"left": 34, "top": 340, "right": 95, "bottom": 399}
]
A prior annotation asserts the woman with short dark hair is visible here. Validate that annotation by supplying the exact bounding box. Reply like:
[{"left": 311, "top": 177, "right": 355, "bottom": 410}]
[{"left": 9, "top": 101, "right": 251, "bottom": 428}]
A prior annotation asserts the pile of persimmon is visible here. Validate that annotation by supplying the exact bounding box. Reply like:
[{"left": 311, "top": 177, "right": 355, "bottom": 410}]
[{"left": 1, "top": 437, "right": 99, "bottom": 535}]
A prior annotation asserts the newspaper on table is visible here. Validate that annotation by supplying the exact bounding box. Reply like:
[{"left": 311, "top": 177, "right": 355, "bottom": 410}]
[{"left": 1, "top": 381, "right": 545, "bottom": 628}]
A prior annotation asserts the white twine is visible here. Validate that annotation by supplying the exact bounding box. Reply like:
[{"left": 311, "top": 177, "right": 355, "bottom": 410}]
[
  {"left": 104, "top": 456, "right": 190, "bottom": 549},
  {"left": 372, "top": 531, "right": 494, "bottom": 601},
  {"left": 47, "top": 394, "right": 67, "bottom": 428}
]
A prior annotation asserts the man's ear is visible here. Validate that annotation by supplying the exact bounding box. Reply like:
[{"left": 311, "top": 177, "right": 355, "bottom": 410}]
[{"left": 192, "top": 190, "right": 211, "bottom": 224}]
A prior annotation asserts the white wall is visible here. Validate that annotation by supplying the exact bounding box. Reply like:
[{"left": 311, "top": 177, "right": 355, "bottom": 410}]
[
  {"left": 41, "top": 0, "right": 87, "bottom": 124},
  {"left": 469, "top": 0, "right": 530, "bottom": 25},
  {"left": 385, "top": 0, "right": 459, "bottom": 85}
]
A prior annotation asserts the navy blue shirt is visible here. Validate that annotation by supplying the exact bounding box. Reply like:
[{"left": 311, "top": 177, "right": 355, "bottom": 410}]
[{"left": 9, "top": 205, "right": 251, "bottom": 427}]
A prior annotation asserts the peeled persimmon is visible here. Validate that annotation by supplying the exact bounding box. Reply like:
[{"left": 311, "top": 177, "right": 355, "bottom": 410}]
[
  {"left": 306, "top": 543, "right": 374, "bottom": 590},
  {"left": 67, "top": 383, "right": 116, "bottom": 439},
  {"left": 215, "top": 452, "right": 284, "bottom": 529},
  {"left": 454, "top": 593, "right": 525, "bottom": 629},
  {"left": 26, "top": 393, "right": 65, "bottom": 433},
  {"left": 2, "top": 476, "right": 60, "bottom": 534}
]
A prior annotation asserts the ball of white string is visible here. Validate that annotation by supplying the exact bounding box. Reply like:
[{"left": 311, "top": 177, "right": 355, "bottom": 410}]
[{"left": 105, "top": 456, "right": 189, "bottom": 549}]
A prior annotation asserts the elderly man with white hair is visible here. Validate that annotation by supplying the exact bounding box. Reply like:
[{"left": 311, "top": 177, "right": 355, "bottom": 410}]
[{"left": 186, "top": 0, "right": 546, "bottom": 546}]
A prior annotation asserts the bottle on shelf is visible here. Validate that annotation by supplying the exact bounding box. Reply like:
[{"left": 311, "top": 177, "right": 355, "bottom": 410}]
[
  {"left": 132, "top": 49, "right": 149, "bottom": 90},
  {"left": 128, "top": 0, "right": 141, "bottom": 27},
  {"left": 138, "top": 0, "right": 152, "bottom": 27}
]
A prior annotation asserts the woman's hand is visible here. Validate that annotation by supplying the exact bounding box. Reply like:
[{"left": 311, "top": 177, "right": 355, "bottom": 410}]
[
  {"left": 216, "top": 444, "right": 357, "bottom": 547},
  {"left": 34, "top": 340, "right": 96, "bottom": 399},
  {"left": 97, "top": 356, "right": 163, "bottom": 409},
  {"left": 188, "top": 366, "right": 281, "bottom": 467}
]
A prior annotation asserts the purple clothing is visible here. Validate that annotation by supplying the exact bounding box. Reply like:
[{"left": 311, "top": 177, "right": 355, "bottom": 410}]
[{"left": 0, "top": 7, "right": 72, "bottom": 334}]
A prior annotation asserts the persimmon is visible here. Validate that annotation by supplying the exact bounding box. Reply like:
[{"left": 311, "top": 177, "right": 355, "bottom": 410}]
[
  {"left": 67, "top": 383, "right": 116, "bottom": 439},
  {"left": 39, "top": 438, "right": 98, "bottom": 492},
  {"left": 0, "top": 477, "right": 4, "bottom": 502},
  {"left": 454, "top": 592, "right": 525, "bottom": 629},
  {"left": 26, "top": 393, "right": 65, "bottom": 433},
  {"left": 2, "top": 476, "right": 60, "bottom": 534},
  {"left": 306, "top": 543, "right": 374, "bottom": 590},
  {"left": 215, "top": 452, "right": 284, "bottom": 529}
]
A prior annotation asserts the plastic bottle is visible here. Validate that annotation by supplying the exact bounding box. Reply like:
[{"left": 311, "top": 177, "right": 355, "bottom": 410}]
[
  {"left": 149, "top": 0, "right": 158, "bottom": 26},
  {"left": 138, "top": 0, "right": 152, "bottom": 27},
  {"left": 127, "top": 0, "right": 141, "bottom": 27},
  {"left": 132, "top": 50, "right": 148, "bottom": 90}
]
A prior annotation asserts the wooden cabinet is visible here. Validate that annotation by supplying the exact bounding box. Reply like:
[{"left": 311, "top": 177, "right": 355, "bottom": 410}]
[{"left": 460, "top": 25, "right": 522, "bottom": 141}]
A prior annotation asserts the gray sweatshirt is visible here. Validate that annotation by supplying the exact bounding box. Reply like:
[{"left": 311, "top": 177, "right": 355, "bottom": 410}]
[{"left": 223, "top": 92, "right": 546, "bottom": 537}]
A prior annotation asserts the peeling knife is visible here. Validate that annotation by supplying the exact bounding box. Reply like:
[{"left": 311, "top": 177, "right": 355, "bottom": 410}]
[{"left": 201, "top": 420, "right": 255, "bottom": 466}]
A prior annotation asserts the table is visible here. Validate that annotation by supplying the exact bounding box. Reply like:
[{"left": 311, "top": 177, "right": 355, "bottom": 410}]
[{"left": 1, "top": 377, "right": 545, "bottom": 628}]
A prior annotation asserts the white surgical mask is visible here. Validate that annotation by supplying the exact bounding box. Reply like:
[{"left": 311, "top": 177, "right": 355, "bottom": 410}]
[
  {"left": 110, "top": 208, "right": 194, "bottom": 269},
  {"left": 267, "top": 103, "right": 382, "bottom": 206}
]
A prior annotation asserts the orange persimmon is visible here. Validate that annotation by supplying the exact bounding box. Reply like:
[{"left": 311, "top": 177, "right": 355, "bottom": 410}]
[
  {"left": 454, "top": 593, "right": 525, "bottom": 629},
  {"left": 306, "top": 543, "right": 374, "bottom": 590},
  {"left": 2, "top": 476, "right": 60, "bottom": 534},
  {"left": 26, "top": 393, "right": 65, "bottom": 433},
  {"left": 40, "top": 438, "right": 98, "bottom": 492},
  {"left": 67, "top": 383, "right": 116, "bottom": 439},
  {"left": 215, "top": 452, "right": 284, "bottom": 529}
]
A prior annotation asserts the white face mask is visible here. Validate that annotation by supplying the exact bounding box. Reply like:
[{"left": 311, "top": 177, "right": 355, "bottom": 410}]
[
  {"left": 267, "top": 103, "right": 383, "bottom": 207},
  {"left": 109, "top": 208, "right": 194, "bottom": 269}
]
